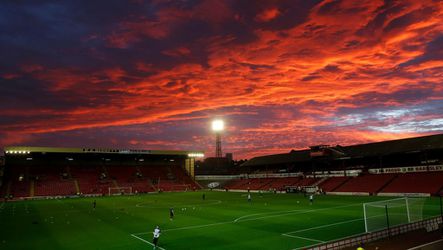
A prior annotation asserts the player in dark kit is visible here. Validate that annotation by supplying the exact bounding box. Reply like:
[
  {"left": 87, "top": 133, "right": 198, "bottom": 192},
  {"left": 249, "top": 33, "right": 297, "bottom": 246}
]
[
  {"left": 202, "top": 193, "right": 205, "bottom": 200},
  {"left": 169, "top": 207, "right": 174, "bottom": 220},
  {"left": 93, "top": 200, "right": 96, "bottom": 210}
]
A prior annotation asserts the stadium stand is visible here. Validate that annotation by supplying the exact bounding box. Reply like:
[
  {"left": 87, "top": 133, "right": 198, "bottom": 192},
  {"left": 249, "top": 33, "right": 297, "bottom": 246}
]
[
  {"left": 318, "top": 176, "right": 351, "bottom": 192},
  {"left": 1, "top": 147, "right": 201, "bottom": 198},
  {"left": 71, "top": 166, "right": 106, "bottom": 194},
  {"left": 170, "top": 166, "right": 200, "bottom": 190},
  {"left": 235, "top": 133, "right": 443, "bottom": 196},
  {"left": 106, "top": 166, "right": 154, "bottom": 193},
  {"left": 139, "top": 165, "right": 187, "bottom": 191},
  {"left": 334, "top": 173, "right": 397, "bottom": 194},
  {"left": 224, "top": 178, "right": 251, "bottom": 190},
  {"left": 380, "top": 172, "right": 443, "bottom": 195},
  {"left": 224, "top": 178, "right": 271, "bottom": 190},
  {"left": 3, "top": 134, "right": 443, "bottom": 197},
  {"left": 1, "top": 166, "right": 30, "bottom": 198},
  {"left": 260, "top": 177, "right": 300, "bottom": 190},
  {"left": 32, "top": 166, "right": 76, "bottom": 196},
  {"left": 222, "top": 172, "right": 443, "bottom": 196},
  {"left": 10, "top": 179, "right": 30, "bottom": 197},
  {"left": 224, "top": 177, "right": 318, "bottom": 191},
  {"left": 2, "top": 164, "right": 198, "bottom": 198},
  {"left": 296, "top": 177, "right": 319, "bottom": 187}
]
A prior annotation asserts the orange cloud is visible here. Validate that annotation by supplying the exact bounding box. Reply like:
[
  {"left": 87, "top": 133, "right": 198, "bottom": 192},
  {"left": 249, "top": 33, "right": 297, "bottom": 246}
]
[{"left": 1, "top": 0, "right": 443, "bottom": 159}]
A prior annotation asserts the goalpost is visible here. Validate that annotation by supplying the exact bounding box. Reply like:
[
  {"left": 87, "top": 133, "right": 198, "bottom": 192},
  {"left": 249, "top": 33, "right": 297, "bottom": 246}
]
[
  {"left": 108, "top": 187, "right": 133, "bottom": 196},
  {"left": 363, "top": 197, "right": 426, "bottom": 232}
]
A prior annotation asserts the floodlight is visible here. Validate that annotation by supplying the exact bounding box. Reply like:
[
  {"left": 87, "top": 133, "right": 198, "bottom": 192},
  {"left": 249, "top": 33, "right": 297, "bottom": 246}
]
[
  {"left": 212, "top": 120, "right": 224, "bottom": 132},
  {"left": 188, "top": 153, "right": 204, "bottom": 158}
]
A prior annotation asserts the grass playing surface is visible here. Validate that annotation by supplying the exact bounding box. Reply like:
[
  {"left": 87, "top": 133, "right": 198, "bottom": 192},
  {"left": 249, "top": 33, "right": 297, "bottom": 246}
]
[{"left": 0, "top": 191, "right": 441, "bottom": 250}]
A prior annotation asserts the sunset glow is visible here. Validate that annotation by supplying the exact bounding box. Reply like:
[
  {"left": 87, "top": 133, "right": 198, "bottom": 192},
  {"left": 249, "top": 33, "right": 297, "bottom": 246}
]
[{"left": 0, "top": 0, "right": 442, "bottom": 159}]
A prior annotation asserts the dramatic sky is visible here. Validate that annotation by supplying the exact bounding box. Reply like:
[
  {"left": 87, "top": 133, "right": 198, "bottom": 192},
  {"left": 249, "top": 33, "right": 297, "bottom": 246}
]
[{"left": 1, "top": 0, "right": 443, "bottom": 159}]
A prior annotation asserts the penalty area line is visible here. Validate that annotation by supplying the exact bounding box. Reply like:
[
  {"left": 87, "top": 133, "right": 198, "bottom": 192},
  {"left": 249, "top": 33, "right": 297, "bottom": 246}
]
[
  {"left": 132, "top": 202, "right": 366, "bottom": 236},
  {"left": 281, "top": 233, "right": 325, "bottom": 243},
  {"left": 130, "top": 234, "right": 166, "bottom": 250},
  {"left": 283, "top": 217, "right": 362, "bottom": 235}
]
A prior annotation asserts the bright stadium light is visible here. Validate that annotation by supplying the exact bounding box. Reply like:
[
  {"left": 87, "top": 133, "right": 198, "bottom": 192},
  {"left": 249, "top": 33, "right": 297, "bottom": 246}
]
[
  {"left": 211, "top": 119, "right": 225, "bottom": 158},
  {"left": 188, "top": 153, "right": 204, "bottom": 158},
  {"left": 212, "top": 119, "right": 224, "bottom": 132}
]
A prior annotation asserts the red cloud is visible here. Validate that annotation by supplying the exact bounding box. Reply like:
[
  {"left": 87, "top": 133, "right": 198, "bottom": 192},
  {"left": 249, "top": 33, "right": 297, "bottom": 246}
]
[
  {"left": 21, "top": 64, "right": 44, "bottom": 73},
  {"left": 2, "top": 73, "right": 20, "bottom": 79},
  {"left": 2, "top": 0, "right": 443, "bottom": 159},
  {"left": 255, "top": 7, "right": 280, "bottom": 22},
  {"left": 162, "top": 46, "right": 191, "bottom": 57},
  {"left": 105, "top": 0, "right": 233, "bottom": 47}
]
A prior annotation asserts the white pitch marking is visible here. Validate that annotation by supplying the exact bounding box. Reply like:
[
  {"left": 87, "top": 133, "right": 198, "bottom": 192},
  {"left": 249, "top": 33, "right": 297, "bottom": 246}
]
[
  {"left": 281, "top": 233, "right": 325, "bottom": 243},
  {"left": 136, "top": 199, "right": 222, "bottom": 208},
  {"left": 236, "top": 203, "right": 362, "bottom": 223},
  {"left": 283, "top": 217, "right": 362, "bottom": 235},
  {"left": 163, "top": 221, "right": 230, "bottom": 232},
  {"left": 132, "top": 202, "right": 363, "bottom": 236},
  {"left": 130, "top": 234, "right": 166, "bottom": 250},
  {"left": 234, "top": 209, "right": 304, "bottom": 222},
  {"left": 132, "top": 221, "right": 232, "bottom": 235}
]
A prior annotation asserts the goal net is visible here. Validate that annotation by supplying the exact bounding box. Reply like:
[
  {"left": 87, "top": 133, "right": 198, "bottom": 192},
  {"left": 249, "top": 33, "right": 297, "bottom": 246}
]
[
  {"left": 108, "top": 187, "right": 132, "bottom": 196},
  {"left": 302, "top": 186, "right": 318, "bottom": 194},
  {"left": 363, "top": 197, "right": 426, "bottom": 232}
]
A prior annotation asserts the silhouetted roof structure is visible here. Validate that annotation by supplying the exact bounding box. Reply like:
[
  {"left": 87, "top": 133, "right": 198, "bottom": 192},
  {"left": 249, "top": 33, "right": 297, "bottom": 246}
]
[
  {"left": 243, "top": 133, "right": 443, "bottom": 167},
  {"left": 243, "top": 150, "right": 310, "bottom": 167}
]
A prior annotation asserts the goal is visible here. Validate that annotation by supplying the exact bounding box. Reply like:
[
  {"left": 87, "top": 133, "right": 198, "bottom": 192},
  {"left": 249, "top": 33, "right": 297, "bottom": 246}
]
[
  {"left": 363, "top": 197, "right": 426, "bottom": 232},
  {"left": 302, "top": 186, "right": 318, "bottom": 194},
  {"left": 285, "top": 185, "right": 318, "bottom": 194},
  {"left": 108, "top": 186, "right": 132, "bottom": 196}
]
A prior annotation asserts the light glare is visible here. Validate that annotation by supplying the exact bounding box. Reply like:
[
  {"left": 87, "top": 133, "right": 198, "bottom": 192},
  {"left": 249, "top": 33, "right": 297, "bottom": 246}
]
[
  {"left": 212, "top": 120, "right": 224, "bottom": 132},
  {"left": 188, "top": 153, "right": 204, "bottom": 158}
]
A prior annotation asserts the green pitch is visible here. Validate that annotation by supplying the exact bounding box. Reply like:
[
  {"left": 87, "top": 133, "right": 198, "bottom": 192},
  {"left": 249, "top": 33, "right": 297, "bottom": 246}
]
[{"left": 0, "top": 191, "right": 440, "bottom": 250}]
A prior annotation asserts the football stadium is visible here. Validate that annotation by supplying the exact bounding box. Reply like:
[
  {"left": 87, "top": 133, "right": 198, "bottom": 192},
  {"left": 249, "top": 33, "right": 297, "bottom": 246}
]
[
  {"left": 2, "top": 1, "right": 443, "bottom": 250},
  {"left": 1, "top": 134, "right": 443, "bottom": 250}
]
